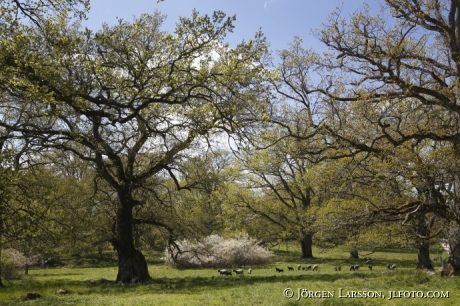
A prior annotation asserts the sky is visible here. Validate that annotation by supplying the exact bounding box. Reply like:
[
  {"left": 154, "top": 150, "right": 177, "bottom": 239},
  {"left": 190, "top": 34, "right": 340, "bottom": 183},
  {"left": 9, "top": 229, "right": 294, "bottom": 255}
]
[{"left": 82, "top": 0, "right": 380, "bottom": 55}]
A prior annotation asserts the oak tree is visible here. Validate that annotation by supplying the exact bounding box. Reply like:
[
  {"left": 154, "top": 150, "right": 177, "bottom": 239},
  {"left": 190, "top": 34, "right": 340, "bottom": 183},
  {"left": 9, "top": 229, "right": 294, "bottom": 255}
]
[
  {"left": 310, "top": 0, "right": 460, "bottom": 274},
  {"left": 0, "top": 9, "right": 272, "bottom": 282}
]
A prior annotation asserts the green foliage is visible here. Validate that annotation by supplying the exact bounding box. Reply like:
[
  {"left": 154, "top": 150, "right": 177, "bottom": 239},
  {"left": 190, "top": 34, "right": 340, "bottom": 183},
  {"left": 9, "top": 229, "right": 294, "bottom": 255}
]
[
  {"left": 269, "top": 0, "right": 460, "bottom": 270},
  {"left": 0, "top": 0, "right": 276, "bottom": 282},
  {"left": 0, "top": 249, "right": 34, "bottom": 280}
]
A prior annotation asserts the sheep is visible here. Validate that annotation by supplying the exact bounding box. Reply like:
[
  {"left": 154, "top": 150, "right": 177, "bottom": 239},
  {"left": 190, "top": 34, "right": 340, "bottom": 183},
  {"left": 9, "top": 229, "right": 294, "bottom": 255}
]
[
  {"left": 386, "top": 264, "right": 391, "bottom": 270},
  {"left": 362, "top": 256, "right": 368, "bottom": 260},
  {"left": 368, "top": 265, "right": 373, "bottom": 270},
  {"left": 218, "top": 269, "right": 232, "bottom": 276},
  {"left": 297, "top": 264, "right": 301, "bottom": 270},
  {"left": 275, "top": 267, "right": 284, "bottom": 273},
  {"left": 233, "top": 269, "right": 244, "bottom": 275},
  {"left": 312, "top": 264, "right": 318, "bottom": 271},
  {"left": 306, "top": 265, "right": 312, "bottom": 270},
  {"left": 287, "top": 266, "right": 294, "bottom": 271},
  {"left": 301, "top": 266, "right": 306, "bottom": 270},
  {"left": 391, "top": 264, "right": 397, "bottom": 270},
  {"left": 248, "top": 268, "right": 252, "bottom": 274},
  {"left": 366, "top": 259, "right": 372, "bottom": 264},
  {"left": 350, "top": 265, "right": 359, "bottom": 271}
]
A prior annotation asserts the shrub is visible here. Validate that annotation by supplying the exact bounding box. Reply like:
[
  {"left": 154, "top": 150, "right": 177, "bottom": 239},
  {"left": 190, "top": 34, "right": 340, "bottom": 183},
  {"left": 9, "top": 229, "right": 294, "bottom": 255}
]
[
  {"left": 0, "top": 249, "right": 36, "bottom": 280},
  {"left": 163, "top": 234, "right": 274, "bottom": 268}
]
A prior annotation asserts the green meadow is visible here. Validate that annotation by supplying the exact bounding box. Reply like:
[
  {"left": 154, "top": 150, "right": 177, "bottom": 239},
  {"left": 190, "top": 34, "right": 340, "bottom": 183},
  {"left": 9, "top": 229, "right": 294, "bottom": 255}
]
[{"left": 1, "top": 247, "right": 458, "bottom": 305}]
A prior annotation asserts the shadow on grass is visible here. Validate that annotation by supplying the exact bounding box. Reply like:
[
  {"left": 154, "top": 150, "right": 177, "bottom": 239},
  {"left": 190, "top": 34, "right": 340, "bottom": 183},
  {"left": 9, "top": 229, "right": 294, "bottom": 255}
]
[
  {"left": 150, "top": 272, "right": 382, "bottom": 289},
  {"left": 2, "top": 272, "right": 387, "bottom": 295},
  {"left": 0, "top": 269, "right": 441, "bottom": 306},
  {"left": 273, "top": 256, "right": 419, "bottom": 271}
]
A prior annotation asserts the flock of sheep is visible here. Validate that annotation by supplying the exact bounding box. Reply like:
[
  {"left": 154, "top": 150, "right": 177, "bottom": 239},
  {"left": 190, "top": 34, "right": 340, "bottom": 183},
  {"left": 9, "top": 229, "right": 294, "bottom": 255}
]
[
  {"left": 217, "top": 268, "right": 249, "bottom": 276},
  {"left": 217, "top": 257, "right": 397, "bottom": 276}
]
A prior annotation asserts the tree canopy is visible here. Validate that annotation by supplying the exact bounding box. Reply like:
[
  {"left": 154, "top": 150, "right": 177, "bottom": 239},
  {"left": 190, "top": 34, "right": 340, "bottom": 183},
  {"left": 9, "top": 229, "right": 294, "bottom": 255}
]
[
  {"left": 0, "top": 4, "right": 273, "bottom": 282},
  {"left": 2, "top": 0, "right": 460, "bottom": 282},
  {"left": 272, "top": 0, "right": 460, "bottom": 273}
]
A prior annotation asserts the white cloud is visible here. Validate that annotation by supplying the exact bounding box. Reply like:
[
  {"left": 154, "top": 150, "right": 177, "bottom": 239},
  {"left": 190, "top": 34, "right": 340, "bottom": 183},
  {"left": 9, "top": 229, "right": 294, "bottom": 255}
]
[{"left": 264, "top": 0, "right": 276, "bottom": 9}]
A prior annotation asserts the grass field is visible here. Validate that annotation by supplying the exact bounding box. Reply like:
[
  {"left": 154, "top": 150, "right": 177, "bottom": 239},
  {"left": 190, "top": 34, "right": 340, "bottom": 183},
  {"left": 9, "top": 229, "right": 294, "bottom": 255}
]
[{"left": 1, "top": 247, "right": 459, "bottom": 305}]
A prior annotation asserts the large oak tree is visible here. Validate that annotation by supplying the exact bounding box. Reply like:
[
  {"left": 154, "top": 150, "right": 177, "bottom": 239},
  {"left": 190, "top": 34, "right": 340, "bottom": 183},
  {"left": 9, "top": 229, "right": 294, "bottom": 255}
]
[
  {"left": 306, "top": 0, "right": 460, "bottom": 274},
  {"left": 0, "top": 8, "right": 272, "bottom": 283}
]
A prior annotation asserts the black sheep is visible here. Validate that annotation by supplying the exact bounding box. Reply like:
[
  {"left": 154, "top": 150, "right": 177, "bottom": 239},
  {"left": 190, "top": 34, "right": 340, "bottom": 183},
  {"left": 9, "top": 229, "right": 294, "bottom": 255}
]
[
  {"left": 233, "top": 269, "right": 244, "bottom": 275},
  {"left": 218, "top": 269, "right": 232, "bottom": 276}
]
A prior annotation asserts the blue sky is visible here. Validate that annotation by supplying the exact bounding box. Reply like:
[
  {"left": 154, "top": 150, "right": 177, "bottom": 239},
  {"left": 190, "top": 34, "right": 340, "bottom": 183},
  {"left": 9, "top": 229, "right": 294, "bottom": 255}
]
[{"left": 82, "top": 0, "right": 379, "bottom": 54}]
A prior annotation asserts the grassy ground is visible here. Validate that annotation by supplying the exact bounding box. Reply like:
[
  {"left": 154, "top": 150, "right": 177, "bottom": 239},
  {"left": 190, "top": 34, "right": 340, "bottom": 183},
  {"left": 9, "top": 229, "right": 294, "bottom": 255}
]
[{"left": 1, "top": 247, "right": 458, "bottom": 305}]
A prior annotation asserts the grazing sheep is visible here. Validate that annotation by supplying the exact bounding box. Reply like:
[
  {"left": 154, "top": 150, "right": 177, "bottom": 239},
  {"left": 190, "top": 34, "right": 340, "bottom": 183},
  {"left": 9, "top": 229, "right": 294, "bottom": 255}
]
[
  {"left": 362, "top": 256, "right": 368, "bottom": 260},
  {"left": 297, "top": 264, "right": 301, "bottom": 270},
  {"left": 301, "top": 266, "right": 306, "bottom": 270},
  {"left": 366, "top": 259, "right": 372, "bottom": 264},
  {"left": 391, "top": 264, "right": 397, "bottom": 270},
  {"left": 312, "top": 264, "right": 318, "bottom": 271},
  {"left": 248, "top": 268, "right": 252, "bottom": 274},
  {"left": 55, "top": 289, "right": 68, "bottom": 295},
  {"left": 287, "top": 266, "right": 294, "bottom": 271},
  {"left": 368, "top": 265, "right": 373, "bottom": 270},
  {"left": 275, "top": 267, "right": 284, "bottom": 273},
  {"left": 386, "top": 264, "right": 391, "bottom": 270},
  {"left": 218, "top": 269, "right": 232, "bottom": 276},
  {"left": 234, "top": 269, "right": 244, "bottom": 275},
  {"left": 21, "top": 292, "right": 41, "bottom": 301},
  {"left": 350, "top": 265, "right": 359, "bottom": 271},
  {"left": 306, "top": 265, "right": 312, "bottom": 270}
]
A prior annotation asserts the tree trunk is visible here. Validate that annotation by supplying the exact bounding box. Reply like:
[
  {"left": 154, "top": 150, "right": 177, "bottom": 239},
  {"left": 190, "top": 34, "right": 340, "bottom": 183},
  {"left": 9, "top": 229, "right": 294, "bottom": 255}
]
[
  {"left": 0, "top": 209, "right": 3, "bottom": 287},
  {"left": 0, "top": 243, "right": 3, "bottom": 287},
  {"left": 112, "top": 194, "right": 151, "bottom": 283},
  {"left": 349, "top": 249, "right": 359, "bottom": 259},
  {"left": 415, "top": 216, "right": 433, "bottom": 270},
  {"left": 300, "top": 234, "right": 313, "bottom": 259},
  {"left": 416, "top": 243, "right": 433, "bottom": 270},
  {"left": 445, "top": 223, "right": 460, "bottom": 276}
]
